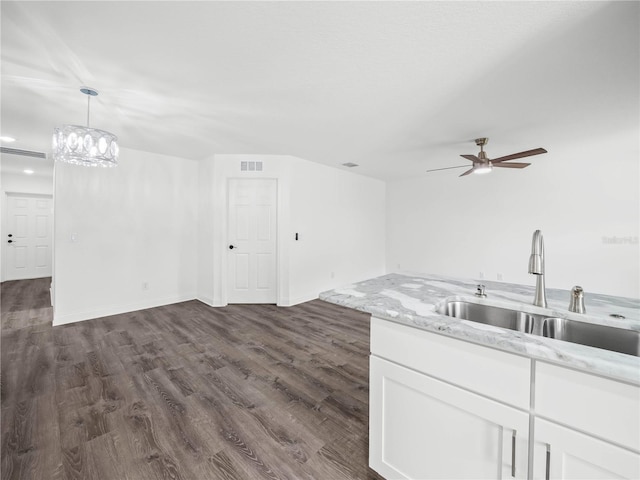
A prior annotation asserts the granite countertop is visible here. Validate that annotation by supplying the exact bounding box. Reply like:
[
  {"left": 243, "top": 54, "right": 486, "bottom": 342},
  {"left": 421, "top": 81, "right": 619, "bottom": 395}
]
[{"left": 320, "top": 273, "right": 640, "bottom": 385}]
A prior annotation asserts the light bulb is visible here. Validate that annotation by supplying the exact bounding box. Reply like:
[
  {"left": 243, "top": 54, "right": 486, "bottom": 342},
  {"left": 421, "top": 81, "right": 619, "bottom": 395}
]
[{"left": 473, "top": 164, "right": 493, "bottom": 175}]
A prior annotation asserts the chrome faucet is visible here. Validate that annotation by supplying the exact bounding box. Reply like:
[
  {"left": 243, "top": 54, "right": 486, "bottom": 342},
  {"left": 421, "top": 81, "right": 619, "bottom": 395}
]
[{"left": 528, "top": 229, "right": 547, "bottom": 308}]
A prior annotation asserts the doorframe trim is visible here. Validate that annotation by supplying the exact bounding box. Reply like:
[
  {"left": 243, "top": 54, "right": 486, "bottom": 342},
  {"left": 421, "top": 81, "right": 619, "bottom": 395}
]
[
  {"left": 2, "top": 191, "right": 53, "bottom": 282},
  {"left": 224, "top": 177, "right": 280, "bottom": 305},
  {"left": 209, "top": 155, "right": 292, "bottom": 308}
]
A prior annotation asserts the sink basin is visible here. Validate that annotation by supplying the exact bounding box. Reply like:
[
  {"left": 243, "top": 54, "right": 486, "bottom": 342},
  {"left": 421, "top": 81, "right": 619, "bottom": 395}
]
[
  {"left": 544, "top": 317, "right": 640, "bottom": 357},
  {"left": 436, "top": 301, "right": 544, "bottom": 334},
  {"left": 437, "top": 300, "right": 639, "bottom": 357}
]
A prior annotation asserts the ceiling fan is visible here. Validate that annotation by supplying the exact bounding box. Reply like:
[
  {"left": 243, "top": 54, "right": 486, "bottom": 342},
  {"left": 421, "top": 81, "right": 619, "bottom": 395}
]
[{"left": 427, "top": 138, "right": 547, "bottom": 177}]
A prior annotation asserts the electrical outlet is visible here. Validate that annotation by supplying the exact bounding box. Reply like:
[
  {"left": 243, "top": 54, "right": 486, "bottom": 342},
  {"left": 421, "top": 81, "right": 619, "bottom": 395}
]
[
  {"left": 142, "top": 282, "right": 149, "bottom": 290},
  {"left": 330, "top": 272, "right": 335, "bottom": 279},
  {"left": 497, "top": 273, "right": 503, "bottom": 281},
  {"left": 479, "top": 272, "right": 485, "bottom": 279}
]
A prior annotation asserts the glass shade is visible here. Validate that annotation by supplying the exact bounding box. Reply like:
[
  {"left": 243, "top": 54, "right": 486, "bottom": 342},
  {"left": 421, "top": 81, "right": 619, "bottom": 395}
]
[
  {"left": 473, "top": 164, "right": 493, "bottom": 175},
  {"left": 52, "top": 124, "right": 119, "bottom": 167}
]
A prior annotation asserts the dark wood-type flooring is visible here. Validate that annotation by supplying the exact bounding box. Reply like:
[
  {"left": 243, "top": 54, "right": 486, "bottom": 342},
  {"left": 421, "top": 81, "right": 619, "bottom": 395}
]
[{"left": 1, "top": 277, "right": 384, "bottom": 480}]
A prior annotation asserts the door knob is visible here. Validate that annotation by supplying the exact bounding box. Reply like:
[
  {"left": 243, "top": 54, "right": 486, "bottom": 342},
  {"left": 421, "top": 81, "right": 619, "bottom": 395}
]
[
  {"left": 7, "top": 240, "right": 13, "bottom": 243},
  {"left": 7, "top": 234, "right": 12, "bottom": 237},
  {"left": 229, "top": 245, "right": 235, "bottom": 250}
]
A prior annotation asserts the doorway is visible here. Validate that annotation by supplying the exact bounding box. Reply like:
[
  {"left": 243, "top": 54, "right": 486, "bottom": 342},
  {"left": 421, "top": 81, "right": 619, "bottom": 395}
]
[
  {"left": 227, "top": 178, "right": 277, "bottom": 304},
  {"left": 3, "top": 193, "right": 53, "bottom": 281}
]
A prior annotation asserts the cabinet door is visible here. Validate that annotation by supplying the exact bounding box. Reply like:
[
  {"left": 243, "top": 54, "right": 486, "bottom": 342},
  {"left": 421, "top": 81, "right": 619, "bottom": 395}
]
[
  {"left": 370, "top": 356, "right": 529, "bottom": 480},
  {"left": 533, "top": 418, "right": 640, "bottom": 479}
]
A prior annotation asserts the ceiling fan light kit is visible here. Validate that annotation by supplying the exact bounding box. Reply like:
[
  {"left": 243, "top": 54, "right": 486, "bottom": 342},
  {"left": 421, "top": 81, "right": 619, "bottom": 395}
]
[
  {"left": 427, "top": 137, "right": 547, "bottom": 177},
  {"left": 52, "top": 87, "right": 119, "bottom": 168},
  {"left": 472, "top": 164, "right": 492, "bottom": 175}
]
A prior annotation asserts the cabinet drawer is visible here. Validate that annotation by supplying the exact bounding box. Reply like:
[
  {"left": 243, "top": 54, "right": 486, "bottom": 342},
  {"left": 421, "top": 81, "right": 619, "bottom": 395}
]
[
  {"left": 371, "top": 316, "right": 531, "bottom": 409},
  {"left": 536, "top": 362, "right": 640, "bottom": 452}
]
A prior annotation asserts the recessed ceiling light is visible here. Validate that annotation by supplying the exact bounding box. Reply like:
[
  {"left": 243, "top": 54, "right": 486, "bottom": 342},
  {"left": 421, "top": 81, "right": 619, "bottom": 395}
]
[
  {"left": 23, "top": 169, "right": 34, "bottom": 175},
  {"left": 0, "top": 136, "right": 16, "bottom": 143},
  {"left": 342, "top": 162, "right": 359, "bottom": 168}
]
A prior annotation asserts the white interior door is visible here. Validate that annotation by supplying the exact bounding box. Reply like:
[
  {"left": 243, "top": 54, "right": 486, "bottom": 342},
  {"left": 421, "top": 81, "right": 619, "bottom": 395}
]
[
  {"left": 227, "top": 178, "right": 277, "bottom": 303},
  {"left": 4, "top": 194, "right": 53, "bottom": 281}
]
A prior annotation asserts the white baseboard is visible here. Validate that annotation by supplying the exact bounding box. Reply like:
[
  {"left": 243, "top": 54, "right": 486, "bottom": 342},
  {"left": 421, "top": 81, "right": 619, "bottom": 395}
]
[
  {"left": 48, "top": 291, "right": 320, "bottom": 322},
  {"left": 195, "top": 295, "right": 220, "bottom": 307},
  {"left": 52, "top": 292, "right": 197, "bottom": 326},
  {"left": 278, "top": 291, "right": 319, "bottom": 307}
]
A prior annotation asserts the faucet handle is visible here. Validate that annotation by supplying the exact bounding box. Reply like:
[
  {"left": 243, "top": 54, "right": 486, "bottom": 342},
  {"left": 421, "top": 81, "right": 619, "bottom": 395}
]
[
  {"left": 568, "top": 286, "right": 586, "bottom": 313},
  {"left": 475, "top": 284, "right": 487, "bottom": 298}
]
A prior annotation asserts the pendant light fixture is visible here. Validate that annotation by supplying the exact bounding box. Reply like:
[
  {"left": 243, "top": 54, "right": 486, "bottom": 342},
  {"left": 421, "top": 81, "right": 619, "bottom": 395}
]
[{"left": 52, "top": 87, "right": 119, "bottom": 167}]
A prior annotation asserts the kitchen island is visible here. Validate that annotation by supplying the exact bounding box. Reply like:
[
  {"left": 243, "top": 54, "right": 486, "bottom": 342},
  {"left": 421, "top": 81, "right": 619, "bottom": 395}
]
[{"left": 320, "top": 273, "right": 640, "bottom": 479}]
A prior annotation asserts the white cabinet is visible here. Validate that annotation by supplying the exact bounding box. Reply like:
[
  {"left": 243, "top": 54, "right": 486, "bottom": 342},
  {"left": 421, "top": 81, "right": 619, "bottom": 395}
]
[
  {"left": 369, "top": 316, "right": 640, "bottom": 480},
  {"left": 370, "top": 316, "right": 531, "bottom": 409},
  {"left": 534, "top": 362, "right": 640, "bottom": 452},
  {"left": 369, "top": 315, "right": 531, "bottom": 479},
  {"left": 370, "top": 356, "right": 529, "bottom": 479},
  {"left": 532, "top": 418, "right": 639, "bottom": 479},
  {"left": 533, "top": 362, "right": 640, "bottom": 479}
]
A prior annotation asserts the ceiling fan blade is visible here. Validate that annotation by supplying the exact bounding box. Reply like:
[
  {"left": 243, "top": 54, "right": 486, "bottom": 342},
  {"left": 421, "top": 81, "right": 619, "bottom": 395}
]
[
  {"left": 460, "top": 154, "right": 480, "bottom": 162},
  {"left": 426, "top": 165, "right": 468, "bottom": 173},
  {"left": 459, "top": 168, "right": 475, "bottom": 177},
  {"left": 492, "top": 162, "right": 531, "bottom": 169},
  {"left": 491, "top": 148, "right": 547, "bottom": 163}
]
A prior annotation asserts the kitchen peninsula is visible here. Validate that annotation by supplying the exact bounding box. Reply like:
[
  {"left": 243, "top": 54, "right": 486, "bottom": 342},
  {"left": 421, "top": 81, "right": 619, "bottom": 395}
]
[{"left": 321, "top": 273, "right": 640, "bottom": 479}]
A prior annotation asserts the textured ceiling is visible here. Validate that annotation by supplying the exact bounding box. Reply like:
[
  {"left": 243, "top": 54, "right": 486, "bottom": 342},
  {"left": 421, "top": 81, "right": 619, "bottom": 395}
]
[{"left": 1, "top": 1, "right": 638, "bottom": 180}]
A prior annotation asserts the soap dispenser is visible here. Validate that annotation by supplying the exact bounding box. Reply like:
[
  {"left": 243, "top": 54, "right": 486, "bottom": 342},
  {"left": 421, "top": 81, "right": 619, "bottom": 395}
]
[{"left": 568, "top": 286, "right": 586, "bottom": 314}]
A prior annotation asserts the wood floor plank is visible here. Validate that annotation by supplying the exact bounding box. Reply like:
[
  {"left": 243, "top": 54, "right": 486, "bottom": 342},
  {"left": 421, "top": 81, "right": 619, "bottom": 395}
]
[
  {"left": 194, "top": 450, "right": 246, "bottom": 480},
  {"left": 82, "top": 433, "right": 132, "bottom": 480},
  {"left": 2, "top": 394, "right": 63, "bottom": 480},
  {"left": 1, "top": 278, "right": 385, "bottom": 480}
]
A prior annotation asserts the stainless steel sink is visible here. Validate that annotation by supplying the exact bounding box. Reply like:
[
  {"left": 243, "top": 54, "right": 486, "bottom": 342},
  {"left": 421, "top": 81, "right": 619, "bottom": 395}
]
[
  {"left": 544, "top": 317, "right": 640, "bottom": 357},
  {"left": 437, "top": 300, "right": 639, "bottom": 357},
  {"left": 436, "top": 301, "right": 545, "bottom": 335}
]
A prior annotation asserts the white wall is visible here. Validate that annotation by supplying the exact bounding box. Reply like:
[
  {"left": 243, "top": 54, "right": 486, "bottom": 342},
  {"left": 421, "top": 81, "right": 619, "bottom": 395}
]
[
  {"left": 386, "top": 129, "right": 639, "bottom": 298},
  {"left": 197, "top": 156, "right": 216, "bottom": 305},
  {"left": 51, "top": 148, "right": 383, "bottom": 324},
  {"left": 53, "top": 148, "right": 198, "bottom": 325},
  {"left": 1, "top": 171, "right": 53, "bottom": 196},
  {"left": 198, "top": 154, "right": 386, "bottom": 306},
  {"left": 289, "top": 157, "right": 386, "bottom": 304}
]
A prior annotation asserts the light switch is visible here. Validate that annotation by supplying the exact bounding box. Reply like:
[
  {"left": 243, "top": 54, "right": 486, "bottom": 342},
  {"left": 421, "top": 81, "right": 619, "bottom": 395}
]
[{"left": 70, "top": 233, "right": 78, "bottom": 242}]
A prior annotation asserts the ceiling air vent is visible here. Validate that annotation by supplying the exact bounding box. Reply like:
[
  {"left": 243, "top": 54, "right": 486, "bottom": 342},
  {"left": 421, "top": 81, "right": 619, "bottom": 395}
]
[
  {"left": 342, "top": 162, "right": 359, "bottom": 168},
  {"left": 240, "top": 160, "right": 263, "bottom": 172},
  {"left": 1, "top": 147, "right": 47, "bottom": 159}
]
